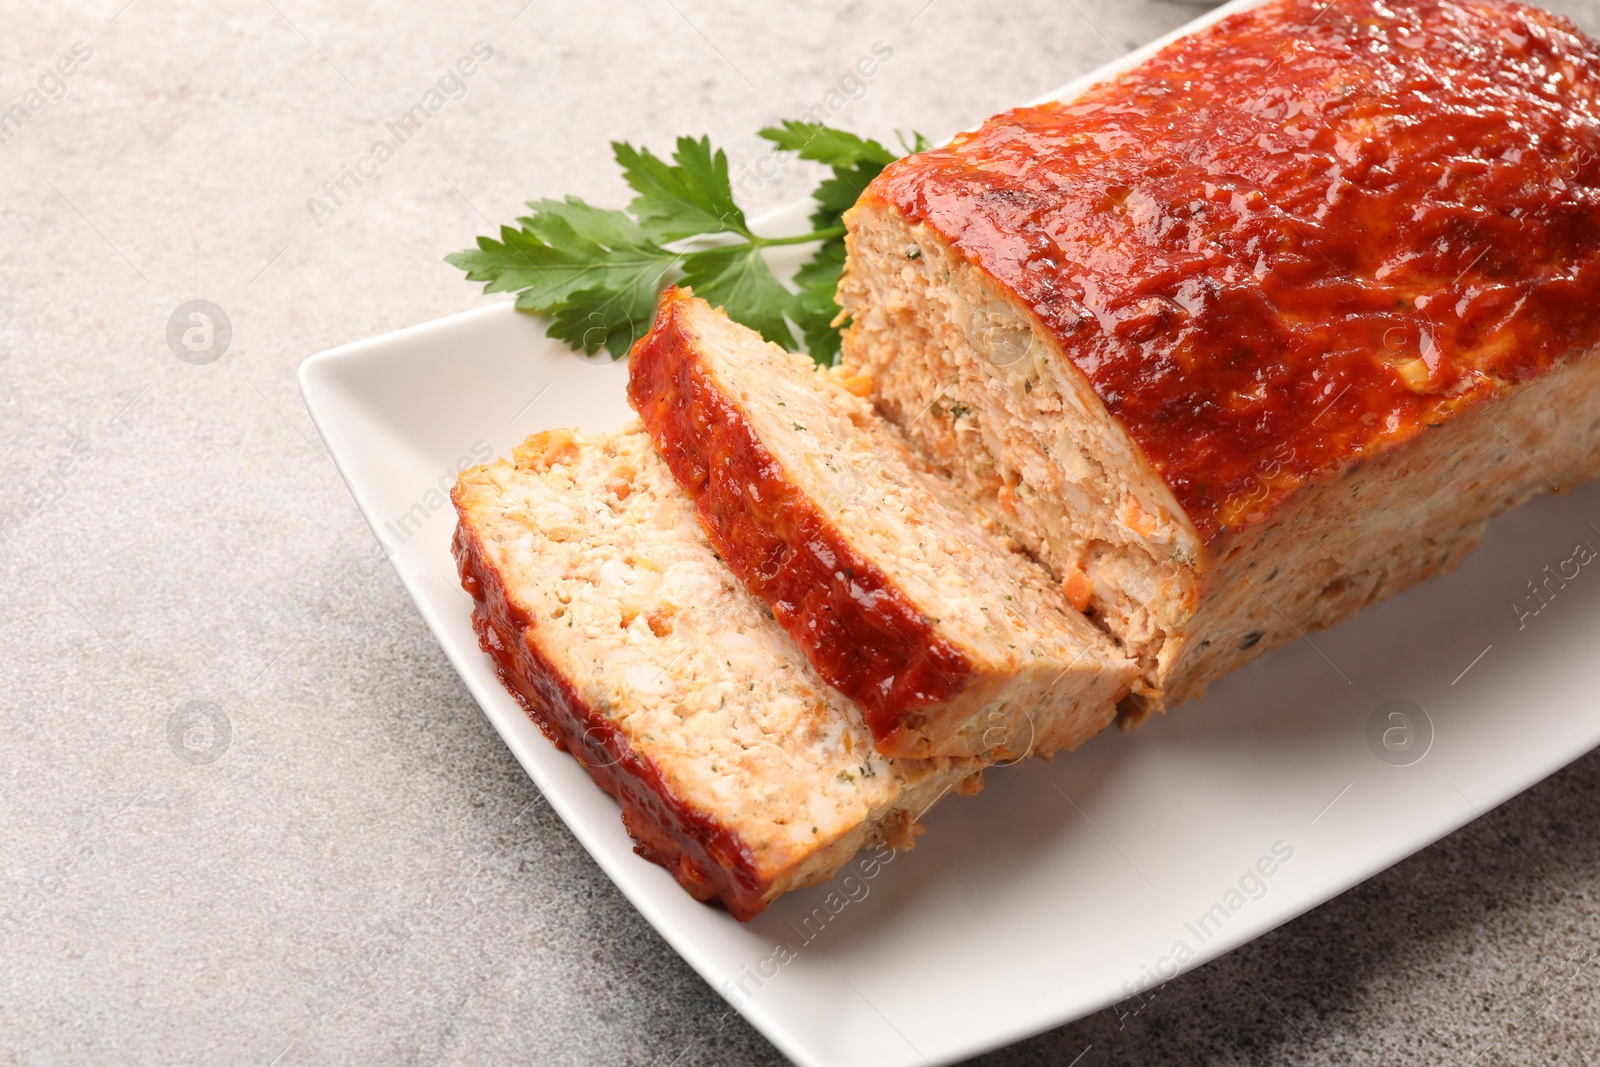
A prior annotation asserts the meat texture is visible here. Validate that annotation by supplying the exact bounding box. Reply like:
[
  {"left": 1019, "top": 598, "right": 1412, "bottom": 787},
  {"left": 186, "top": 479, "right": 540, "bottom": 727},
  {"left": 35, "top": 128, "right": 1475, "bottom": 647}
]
[
  {"left": 452, "top": 427, "right": 984, "bottom": 919},
  {"left": 629, "top": 288, "right": 1135, "bottom": 759},
  {"left": 839, "top": 0, "right": 1600, "bottom": 715}
]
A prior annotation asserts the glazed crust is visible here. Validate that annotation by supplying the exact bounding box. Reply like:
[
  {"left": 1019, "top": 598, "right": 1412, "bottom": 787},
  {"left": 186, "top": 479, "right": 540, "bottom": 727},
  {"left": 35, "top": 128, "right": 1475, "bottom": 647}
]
[
  {"left": 451, "top": 513, "right": 771, "bottom": 920},
  {"left": 863, "top": 0, "right": 1600, "bottom": 543},
  {"left": 628, "top": 289, "right": 973, "bottom": 755}
]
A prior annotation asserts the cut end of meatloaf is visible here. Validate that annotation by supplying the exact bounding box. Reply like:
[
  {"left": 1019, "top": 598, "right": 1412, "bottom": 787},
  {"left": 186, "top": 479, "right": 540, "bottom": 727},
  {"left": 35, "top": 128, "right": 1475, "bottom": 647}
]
[
  {"left": 451, "top": 425, "right": 984, "bottom": 920},
  {"left": 835, "top": 215, "right": 1197, "bottom": 706},
  {"left": 627, "top": 287, "right": 1136, "bottom": 760},
  {"left": 839, "top": 0, "right": 1600, "bottom": 719}
]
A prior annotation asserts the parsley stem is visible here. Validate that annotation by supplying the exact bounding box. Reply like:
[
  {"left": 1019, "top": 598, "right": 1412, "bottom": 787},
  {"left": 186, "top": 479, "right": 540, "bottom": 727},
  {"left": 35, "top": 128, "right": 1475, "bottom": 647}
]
[{"left": 749, "top": 225, "right": 847, "bottom": 248}]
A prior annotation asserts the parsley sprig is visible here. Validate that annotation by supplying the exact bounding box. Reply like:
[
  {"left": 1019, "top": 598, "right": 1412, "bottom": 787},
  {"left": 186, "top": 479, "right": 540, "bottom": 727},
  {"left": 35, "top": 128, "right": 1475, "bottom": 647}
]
[{"left": 446, "top": 122, "right": 925, "bottom": 364}]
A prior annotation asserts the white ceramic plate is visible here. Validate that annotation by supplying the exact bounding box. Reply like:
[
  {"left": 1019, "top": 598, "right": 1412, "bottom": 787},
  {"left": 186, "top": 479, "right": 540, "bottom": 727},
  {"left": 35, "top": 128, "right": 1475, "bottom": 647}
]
[{"left": 299, "top": 2, "right": 1600, "bottom": 1062}]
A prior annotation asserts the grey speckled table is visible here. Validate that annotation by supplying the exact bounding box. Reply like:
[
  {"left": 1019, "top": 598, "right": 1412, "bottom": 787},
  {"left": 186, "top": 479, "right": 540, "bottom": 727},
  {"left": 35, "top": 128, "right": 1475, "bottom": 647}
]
[{"left": 3, "top": 1, "right": 1598, "bottom": 1064}]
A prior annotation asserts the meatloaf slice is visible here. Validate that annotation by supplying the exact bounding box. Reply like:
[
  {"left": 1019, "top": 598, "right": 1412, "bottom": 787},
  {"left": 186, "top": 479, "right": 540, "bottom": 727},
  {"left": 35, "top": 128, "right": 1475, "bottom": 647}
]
[
  {"left": 628, "top": 288, "right": 1135, "bottom": 760},
  {"left": 452, "top": 426, "right": 984, "bottom": 920},
  {"left": 839, "top": 0, "right": 1600, "bottom": 718}
]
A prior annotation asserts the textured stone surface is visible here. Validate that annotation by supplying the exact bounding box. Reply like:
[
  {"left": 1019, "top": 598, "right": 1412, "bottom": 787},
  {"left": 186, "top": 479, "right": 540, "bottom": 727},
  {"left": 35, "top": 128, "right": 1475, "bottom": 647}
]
[{"left": 1, "top": 0, "right": 1597, "bottom": 1064}]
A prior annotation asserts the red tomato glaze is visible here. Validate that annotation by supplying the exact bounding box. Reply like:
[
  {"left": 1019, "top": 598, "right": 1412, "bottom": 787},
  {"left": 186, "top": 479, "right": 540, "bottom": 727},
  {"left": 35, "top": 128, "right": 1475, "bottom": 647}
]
[{"left": 865, "top": 0, "right": 1600, "bottom": 541}]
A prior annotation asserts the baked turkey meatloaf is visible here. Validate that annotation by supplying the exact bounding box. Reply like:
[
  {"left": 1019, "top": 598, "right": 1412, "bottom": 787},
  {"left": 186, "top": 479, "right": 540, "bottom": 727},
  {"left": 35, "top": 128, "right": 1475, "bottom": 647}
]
[
  {"left": 838, "top": 0, "right": 1600, "bottom": 718},
  {"left": 629, "top": 288, "right": 1135, "bottom": 759},
  {"left": 451, "top": 426, "right": 984, "bottom": 920}
]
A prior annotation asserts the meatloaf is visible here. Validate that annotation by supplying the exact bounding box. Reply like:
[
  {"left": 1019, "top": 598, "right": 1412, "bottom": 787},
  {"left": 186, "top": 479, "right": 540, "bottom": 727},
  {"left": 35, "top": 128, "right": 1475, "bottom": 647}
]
[
  {"left": 838, "top": 0, "right": 1600, "bottom": 717},
  {"left": 628, "top": 288, "right": 1135, "bottom": 759},
  {"left": 452, "top": 426, "right": 984, "bottom": 919}
]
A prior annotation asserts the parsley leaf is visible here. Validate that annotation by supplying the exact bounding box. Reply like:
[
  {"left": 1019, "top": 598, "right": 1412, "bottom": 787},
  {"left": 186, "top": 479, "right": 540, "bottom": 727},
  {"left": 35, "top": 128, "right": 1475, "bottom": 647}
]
[
  {"left": 808, "top": 164, "right": 882, "bottom": 232},
  {"left": 448, "top": 121, "right": 930, "bottom": 363},
  {"left": 758, "top": 121, "right": 899, "bottom": 231},
  {"left": 679, "top": 243, "right": 797, "bottom": 348},
  {"left": 756, "top": 120, "right": 897, "bottom": 169},
  {"left": 758, "top": 121, "right": 925, "bottom": 362},
  {"left": 791, "top": 240, "right": 847, "bottom": 363},
  {"left": 897, "top": 130, "right": 933, "bottom": 154},
  {"left": 613, "top": 136, "right": 749, "bottom": 242},
  {"left": 545, "top": 280, "right": 663, "bottom": 359},
  {"left": 443, "top": 199, "right": 665, "bottom": 309},
  {"left": 445, "top": 197, "right": 679, "bottom": 357}
]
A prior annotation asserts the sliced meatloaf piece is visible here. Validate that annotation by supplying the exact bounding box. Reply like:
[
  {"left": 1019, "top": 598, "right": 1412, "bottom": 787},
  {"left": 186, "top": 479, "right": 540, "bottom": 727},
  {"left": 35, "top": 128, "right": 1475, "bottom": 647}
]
[
  {"left": 452, "top": 426, "right": 984, "bottom": 920},
  {"left": 838, "top": 0, "right": 1600, "bottom": 718},
  {"left": 628, "top": 288, "right": 1136, "bottom": 760}
]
